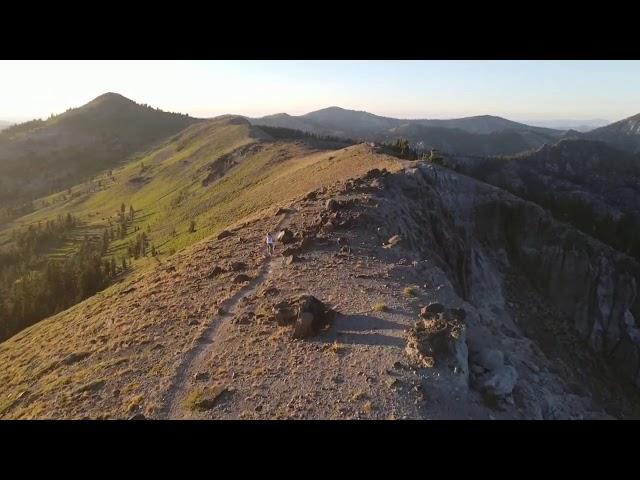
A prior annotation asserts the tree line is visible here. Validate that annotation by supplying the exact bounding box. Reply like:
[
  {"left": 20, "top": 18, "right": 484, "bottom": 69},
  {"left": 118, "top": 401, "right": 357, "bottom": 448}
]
[
  {"left": 380, "top": 138, "right": 419, "bottom": 160},
  {"left": 257, "top": 125, "right": 357, "bottom": 145},
  {"left": 0, "top": 213, "right": 126, "bottom": 341}
]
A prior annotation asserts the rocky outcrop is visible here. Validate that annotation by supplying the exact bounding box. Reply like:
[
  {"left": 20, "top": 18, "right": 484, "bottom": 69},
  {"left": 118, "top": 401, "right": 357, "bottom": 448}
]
[
  {"left": 405, "top": 307, "right": 467, "bottom": 379},
  {"left": 376, "top": 163, "right": 640, "bottom": 388}
]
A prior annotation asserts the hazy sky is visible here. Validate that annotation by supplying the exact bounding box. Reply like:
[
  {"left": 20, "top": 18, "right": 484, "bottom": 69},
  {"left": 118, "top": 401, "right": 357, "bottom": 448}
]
[{"left": 2, "top": 60, "right": 640, "bottom": 123}]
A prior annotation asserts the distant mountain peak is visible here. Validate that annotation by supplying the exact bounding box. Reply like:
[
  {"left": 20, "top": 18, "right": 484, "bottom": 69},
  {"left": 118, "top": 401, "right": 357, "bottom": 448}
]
[{"left": 86, "top": 92, "right": 135, "bottom": 106}]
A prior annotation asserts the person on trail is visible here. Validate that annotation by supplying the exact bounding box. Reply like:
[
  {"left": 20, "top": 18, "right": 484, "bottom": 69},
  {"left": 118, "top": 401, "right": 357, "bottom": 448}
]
[{"left": 266, "top": 233, "right": 274, "bottom": 256}]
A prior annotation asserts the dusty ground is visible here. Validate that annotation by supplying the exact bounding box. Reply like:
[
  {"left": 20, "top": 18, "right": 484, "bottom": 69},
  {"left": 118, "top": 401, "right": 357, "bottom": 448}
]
[{"left": 160, "top": 179, "right": 505, "bottom": 420}]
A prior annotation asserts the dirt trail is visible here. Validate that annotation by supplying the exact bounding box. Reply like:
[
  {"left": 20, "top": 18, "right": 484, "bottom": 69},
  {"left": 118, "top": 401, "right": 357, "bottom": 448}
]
[{"left": 159, "top": 211, "right": 294, "bottom": 419}]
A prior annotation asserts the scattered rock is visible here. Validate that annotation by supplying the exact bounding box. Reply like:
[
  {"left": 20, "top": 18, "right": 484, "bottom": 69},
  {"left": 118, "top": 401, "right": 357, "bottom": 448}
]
[
  {"left": 420, "top": 302, "right": 445, "bottom": 318},
  {"left": 233, "top": 274, "right": 252, "bottom": 283},
  {"left": 228, "top": 261, "right": 246, "bottom": 271},
  {"left": 206, "top": 265, "right": 225, "bottom": 278},
  {"left": 285, "top": 255, "right": 297, "bottom": 265},
  {"left": 217, "top": 230, "right": 233, "bottom": 240}
]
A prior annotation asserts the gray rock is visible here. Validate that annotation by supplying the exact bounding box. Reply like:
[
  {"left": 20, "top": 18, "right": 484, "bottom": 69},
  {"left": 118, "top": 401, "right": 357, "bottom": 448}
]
[
  {"left": 476, "top": 348, "right": 504, "bottom": 372},
  {"left": 481, "top": 365, "right": 518, "bottom": 397}
]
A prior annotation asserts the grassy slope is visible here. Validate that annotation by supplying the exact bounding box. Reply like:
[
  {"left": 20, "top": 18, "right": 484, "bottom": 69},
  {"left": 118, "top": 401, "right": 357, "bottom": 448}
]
[
  {"left": 0, "top": 93, "right": 199, "bottom": 207},
  {"left": 1, "top": 117, "right": 396, "bottom": 265},
  {"left": 0, "top": 117, "right": 403, "bottom": 418}
]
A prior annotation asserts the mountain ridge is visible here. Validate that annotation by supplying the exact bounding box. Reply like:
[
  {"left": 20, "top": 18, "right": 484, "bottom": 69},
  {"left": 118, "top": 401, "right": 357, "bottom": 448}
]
[{"left": 248, "top": 106, "right": 566, "bottom": 156}]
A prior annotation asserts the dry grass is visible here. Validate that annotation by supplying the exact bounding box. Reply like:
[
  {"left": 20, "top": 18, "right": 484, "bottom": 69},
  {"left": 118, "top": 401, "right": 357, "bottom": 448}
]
[
  {"left": 373, "top": 302, "right": 388, "bottom": 312},
  {"left": 403, "top": 286, "right": 417, "bottom": 297},
  {"left": 184, "top": 389, "right": 205, "bottom": 411},
  {"left": 126, "top": 394, "right": 144, "bottom": 413},
  {"left": 184, "top": 385, "right": 226, "bottom": 412},
  {"left": 330, "top": 341, "right": 344, "bottom": 355},
  {"left": 363, "top": 401, "right": 375, "bottom": 413}
]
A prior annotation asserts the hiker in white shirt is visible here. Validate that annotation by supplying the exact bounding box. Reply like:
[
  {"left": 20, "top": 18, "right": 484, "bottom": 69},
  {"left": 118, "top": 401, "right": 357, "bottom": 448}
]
[{"left": 266, "top": 233, "right": 274, "bottom": 256}]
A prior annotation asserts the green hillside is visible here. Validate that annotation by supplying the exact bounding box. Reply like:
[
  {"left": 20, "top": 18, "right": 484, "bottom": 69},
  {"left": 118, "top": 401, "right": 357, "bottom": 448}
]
[
  {"left": 0, "top": 93, "right": 200, "bottom": 214},
  {"left": 0, "top": 115, "right": 400, "bottom": 341}
]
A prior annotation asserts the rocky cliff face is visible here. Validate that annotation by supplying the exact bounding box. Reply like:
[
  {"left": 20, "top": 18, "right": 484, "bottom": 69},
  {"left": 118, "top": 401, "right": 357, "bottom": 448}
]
[
  {"left": 369, "top": 164, "right": 640, "bottom": 393},
  {"left": 440, "top": 140, "right": 640, "bottom": 262}
]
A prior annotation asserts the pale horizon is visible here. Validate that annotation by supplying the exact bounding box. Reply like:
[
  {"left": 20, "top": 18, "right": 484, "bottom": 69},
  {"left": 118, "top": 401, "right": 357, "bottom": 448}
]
[{"left": 2, "top": 60, "right": 639, "bottom": 125}]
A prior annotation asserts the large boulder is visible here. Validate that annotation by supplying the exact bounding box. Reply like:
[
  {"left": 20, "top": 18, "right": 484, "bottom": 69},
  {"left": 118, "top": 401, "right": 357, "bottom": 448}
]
[
  {"left": 277, "top": 228, "right": 294, "bottom": 244},
  {"left": 290, "top": 295, "right": 335, "bottom": 339},
  {"left": 476, "top": 348, "right": 504, "bottom": 372},
  {"left": 479, "top": 365, "right": 518, "bottom": 397},
  {"left": 420, "top": 302, "right": 445, "bottom": 318}
]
